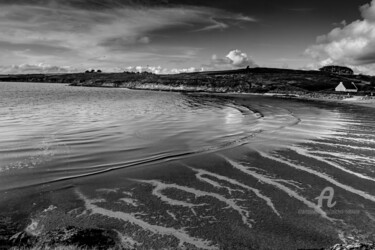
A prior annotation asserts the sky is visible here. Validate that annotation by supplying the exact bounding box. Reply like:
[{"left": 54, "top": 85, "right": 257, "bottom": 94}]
[{"left": 1, "top": 0, "right": 375, "bottom": 74}]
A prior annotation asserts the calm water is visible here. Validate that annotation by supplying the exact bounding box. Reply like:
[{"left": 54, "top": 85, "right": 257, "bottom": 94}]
[
  {"left": 1, "top": 82, "right": 375, "bottom": 249},
  {"left": 0, "top": 82, "right": 262, "bottom": 190}
]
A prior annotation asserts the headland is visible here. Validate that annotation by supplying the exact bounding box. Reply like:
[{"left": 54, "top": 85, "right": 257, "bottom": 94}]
[{"left": 1, "top": 67, "right": 375, "bottom": 107}]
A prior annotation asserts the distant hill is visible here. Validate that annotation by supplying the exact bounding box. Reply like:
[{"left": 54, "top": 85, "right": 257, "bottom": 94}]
[{"left": 1, "top": 67, "right": 374, "bottom": 93}]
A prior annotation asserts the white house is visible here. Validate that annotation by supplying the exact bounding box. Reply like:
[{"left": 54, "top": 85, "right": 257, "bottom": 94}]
[{"left": 335, "top": 82, "right": 358, "bottom": 93}]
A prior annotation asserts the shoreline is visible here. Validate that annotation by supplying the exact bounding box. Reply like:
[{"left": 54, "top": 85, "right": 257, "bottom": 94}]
[
  {"left": 128, "top": 85, "right": 375, "bottom": 109},
  {"left": 2, "top": 66, "right": 375, "bottom": 109},
  {"left": 184, "top": 90, "right": 375, "bottom": 109},
  {"left": 66, "top": 79, "right": 375, "bottom": 109},
  {"left": 273, "top": 92, "right": 375, "bottom": 109},
  {"left": 4, "top": 78, "right": 374, "bottom": 109}
]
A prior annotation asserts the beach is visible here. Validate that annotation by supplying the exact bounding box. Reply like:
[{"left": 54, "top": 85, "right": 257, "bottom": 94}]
[
  {"left": 2, "top": 0, "right": 375, "bottom": 248},
  {"left": 1, "top": 82, "right": 375, "bottom": 249},
  {"left": 261, "top": 91, "right": 375, "bottom": 109}
]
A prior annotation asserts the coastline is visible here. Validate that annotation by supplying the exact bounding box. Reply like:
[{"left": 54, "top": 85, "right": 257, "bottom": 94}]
[
  {"left": 66, "top": 77, "right": 375, "bottom": 109},
  {"left": 187, "top": 90, "right": 375, "bottom": 109},
  {"left": 271, "top": 92, "right": 375, "bottom": 109},
  {"left": 113, "top": 84, "right": 375, "bottom": 109},
  {"left": 2, "top": 66, "right": 375, "bottom": 109}
]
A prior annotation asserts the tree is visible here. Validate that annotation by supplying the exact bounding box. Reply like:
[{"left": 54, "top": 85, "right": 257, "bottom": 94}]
[
  {"left": 319, "top": 65, "right": 354, "bottom": 75},
  {"left": 97, "top": 69, "right": 102, "bottom": 73}
]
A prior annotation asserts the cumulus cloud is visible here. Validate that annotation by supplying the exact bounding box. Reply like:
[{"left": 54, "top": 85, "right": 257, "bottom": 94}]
[
  {"left": 203, "top": 49, "right": 258, "bottom": 70},
  {"left": 226, "top": 50, "right": 253, "bottom": 67},
  {"left": 305, "top": 0, "right": 375, "bottom": 72}
]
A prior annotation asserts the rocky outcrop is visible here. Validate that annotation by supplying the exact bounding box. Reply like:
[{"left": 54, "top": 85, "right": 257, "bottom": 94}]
[
  {"left": 120, "top": 82, "right": 233, "bottom": 93},
  {"left": 39, "top": 226, "right": 119, "bottom": 249},
  {"left": 7, "top": 226, "right": 121, "bottom": 249},
  {"left": 329, "top": 243, "right": 375, "bottom": 250}
]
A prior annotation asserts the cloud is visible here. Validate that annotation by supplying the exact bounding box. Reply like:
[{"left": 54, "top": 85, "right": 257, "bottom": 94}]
[
  {"left": 0, "top": 1, "right": 257, "bottom": 74},
  {"left": 193, "top": 12, "right": 256, "bottom": 32},
  {"left": 170, "top": 67, "right": 202, "bottom": 74},
  {"left": 360, "top": 1, "right": 375, "bottom": 21},
  {"left": 125, "top": 65, "right": 169, "bottom": 74},
  {"left": 0, "top": 41, "right": 72, "bottom": 56},
  {"left": 226, "top": 50, "right": 253, "bottom": 67},
  {"left": 0, "top": 63, "right": 78, "bottom": 74},
  {"left": 138, "top": 36, "right": 150, "bottom": 44},
  {"left": 203, "top": 49, "right": 258, "bottom": 70},
  {"left": 0, "top": 50, "right": 255, "bottom": 75},
  {"left": 0, "top": 0, "right": 255, "bottom": 55},
  {"left": 124, "top": 65, "right": 201, "bottom": 74},
  {"left": 305, "top": 0, "right": 375, "bottom": 72},
  {"left": 100, "top": 50, "right": 257, "bottom": 74},
  {"left": 0, "top": 0, "right": 170, "bottom": 10}
]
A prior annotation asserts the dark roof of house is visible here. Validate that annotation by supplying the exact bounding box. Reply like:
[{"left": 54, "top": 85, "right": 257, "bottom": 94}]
[{"left": 340, "top": 81, "right": 357, "bottom": 90}]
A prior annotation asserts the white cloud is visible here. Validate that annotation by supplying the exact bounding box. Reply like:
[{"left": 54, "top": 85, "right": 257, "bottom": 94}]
[
  {"left": 305, "top": 0, "right": 375, "bottom": 73},
  {"left": 124, "top": 65, "right": 202, "bottom": 74},
  {"left": 125, "top": 66, "right": 169, "bottom": 74},
  {"left": 194, "top": 11, "right": 256, "bottom": 32},
  {"left": 360, "top": 1, "right": 375, "bottom": 21},
  {"left": 0, "top": 63, "right": 78, "bottom": 74},
  {"left": 170, "top": 67, "right": 202, "bottom": 74},
  {"left": 113, "top": 50, "right": 257, "bottom": 74},
  {"left": 203, "top": 49, "right": 257, "bottom": 70},
  {"left": 226, "top": 50, "right": 252, "bottom": 67}
]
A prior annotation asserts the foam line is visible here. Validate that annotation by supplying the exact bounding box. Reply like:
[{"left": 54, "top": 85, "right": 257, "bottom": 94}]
[
  {"left": 137, "top": 179, "right": 253, "bottom": 228},
  {"left": 167, "top": 210, "right": 177, "bottom": 220},
  {"left": 271, "top": 178, "right": 304, "bottom": 190},
  {"left": 259, "top": 150, "right": 375, "bottom": 203},
  {"left": 308, "top": 150, "right": 375, "bottom": 164},
  {"left": 192, "top": 168, "right": 244, "bottom": 195},
  {"left": 334, "top": 131, "right": 375, "bottom": 137},
  {"left": 301, "top": 119, "right": 360, "bottom": 125},
  {"left": 76, "top": 190, "right": 217, "bottom": 250},
  {"left": 188, "top": 166, "right": 281, "bottom": 218},
  {"left": 148, "top": 181, "right": 203, "bottom": 208},
  {"left": 122, "top": 191, "right": 133, "bottom": 196},
  {"left": 221, "top": 156, "right": 336, "bottom": 222},
  {"left": 289, "top": 147, "right": 375, "bottom": 182},
  {"left": 97, "top": 188, "right": 119, "bottom": 193},
  {"left": 119, "top": 198, "right": 139, "bottom": 207},
  {"left": 335, "top": 136, "right": 375, "bottom": 144},
  {"left": 312, "top": 142, "right": 375, "bottom": 151}
]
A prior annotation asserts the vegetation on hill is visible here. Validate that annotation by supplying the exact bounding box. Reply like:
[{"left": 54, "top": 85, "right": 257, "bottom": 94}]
[
  {"left": 1, "top": 67, "right": 374, "bottom": 94},
  {"left": 319, "top": 65, "right": 354, "bottom": 75}
]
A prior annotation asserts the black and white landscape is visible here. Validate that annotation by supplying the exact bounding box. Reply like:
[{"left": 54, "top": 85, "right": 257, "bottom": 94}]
[{"left": 1, "top": 1, "right": 375, "bottom": 250}]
